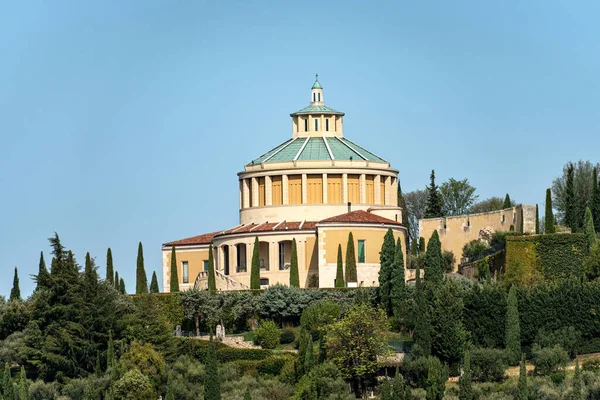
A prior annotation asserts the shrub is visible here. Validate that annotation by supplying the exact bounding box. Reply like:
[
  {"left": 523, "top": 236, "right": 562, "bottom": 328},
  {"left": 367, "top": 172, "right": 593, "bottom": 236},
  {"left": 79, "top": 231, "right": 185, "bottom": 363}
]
[
  {"left": 583, "top": 357, "right": 600, "bottom": 372},
  {"left": 300, "top": 299, "right": 341, "bottom": 337},
  {"left": 462, "top": 240, "right": 489, "bottom": 260},
  {"left": 29, "top": 380, "right": 58, "bottom": 400},
  {"left": 443, "top": 251, "right": 456, "bottom": 272},
  {"left": 470, "top": 347, "right": 507, "bottom": 382},
  {"left": 531, "top": 344, "right": 569, "bottom": 375},
  {"left": 401, "top": 356, "right": 434, "bottom": 388},
  {"left": 279, "top": 327, "right": 296, "bottom": 344},
  {"left": 534, "top": 326, "right": 581, "bottom": 359},
  {"left": 112, "top": 369, "right": 155, "bottom": 399},
  {"left": 232, "top": 355, "right": 293, "bottom": 376},
  {"left": 254, "top": 320, "right": 280, "bottom": 349}
]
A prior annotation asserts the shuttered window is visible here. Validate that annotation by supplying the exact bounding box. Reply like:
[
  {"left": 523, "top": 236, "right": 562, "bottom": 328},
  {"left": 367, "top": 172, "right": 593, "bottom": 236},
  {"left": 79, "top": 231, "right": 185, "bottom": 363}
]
[
  {"left": 348, "top": 175, "right": 360, "bottom": 204},
  {"left": 272, "top": 176, "right": 282, "bottom": 205},
  {"left": 366, "top": 175, "right": 374, "bottom": 204},
  {"left": 380, "top": 179, "right": 386, "bottom": 205},
  {"left": 307, "top": 175, "right": 323, "bottom": 204},
  {"left": 288, "top": 175, "right": 302, "bottom": 204},
  {"left": 327, "top": 174, "right": 342, "bottom": 204},
  {"left": 258, "top": 177, "right": 266, "bottom": 206}
]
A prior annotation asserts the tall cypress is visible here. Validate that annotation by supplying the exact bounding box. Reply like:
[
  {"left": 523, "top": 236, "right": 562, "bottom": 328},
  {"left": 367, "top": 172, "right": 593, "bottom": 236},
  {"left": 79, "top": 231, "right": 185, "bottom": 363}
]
[
  {"left": 119, "top": 278, "right": 126, "bottom": 294},
  {"left": 410, "top": 240, "right": 418, "bottom": 256},
  {"left": 573, "top": 359, "right": 582, "bottom": 400},
  {"left": 519, "top": 208, "right": 524, "bottom": 233},
  {"left": 419, "top": 237, "right": 426, "bottom": 253},
  {"left": 106, "top": 330, "right": 115, "bottom": 370},
  {"left": 250, "top": 237, "right": 260, "bottom": 290},
  {"left": 208, "top": 244, "right": 217, "bottom": 291},
  {"left": 565, "top": 162, "right": 576, "bottom": 231},
  {"left": 345, "top": 232, "right": 357, "bottom": 283},
  {"left": 150, "top": 271, "right": 160, "bottom": 293},
  {"left": 390, "top": 238, "right": 406, "bottom": 319},
  {"left": 205, "top": 334, "right": 221, "bottom": 400},
  {"left": 379, "top": 228, "right": 396, "bottom": 315},
  {"left": 517, "top": 354, "right": 527, "bottom": 400},
  {"left": 545, "top": 189, "right": 555, "bottom": 234},
  {"left": 584, "top": 207, "right": 596, "bottom": 248},
  {"left": 289, "top": 239, "right": 300, "bottom": 288},
  {"left": 10, "top": 267, "right": 21, "bottom": 301},
  {"left": 458, "top": 351, "right": 473, "bottom": 400},
  {"left": 304, "top": 337, "right": 314, "bottom": 372},
  {"left": 593, "top": 166, "right": 600, "bottom": 231},
  {"left": 503, "top": 194, "right": 512, "bottom": 209},
  {"left": 335, "top": 244, "right": 345, "bottom": 288},
  {"left": 2, "top": 362, "right": 14, "bottom": 400},
  {"left": 36, "top": 251, "right": 49, "bottom": 289},
  {"left": 136, "top": 242, "right": 148, "bottom": 294},
  {"left": 114, "top": 271, "right": 119, "bottom": 289},
  {"left": 535, "top": 204, "right": 540, "bottom": 234},
  {"left": 106, "top": 248, "right": 114, "bottom": 285},
  {"left": 18, "top": 366, "right": 28, "bottom": 400},
  {"left": 424, "top": 230, "right": 444, "bottom": 285},
  {"left": 425, "top": 170, "right": 443, "bottom": 218},
  {"left": 413, "top": 263, "right": 431, "bottom": 356},
  {"left": 170, "top": 245, "right": 179, "bottom": 293},
  {"left": 505, "top": 285, "right": 521, "bottom": 365}
]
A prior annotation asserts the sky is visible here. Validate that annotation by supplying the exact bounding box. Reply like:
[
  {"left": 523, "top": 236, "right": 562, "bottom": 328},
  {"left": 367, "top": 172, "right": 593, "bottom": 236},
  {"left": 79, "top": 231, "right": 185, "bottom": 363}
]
[{"left": 1, "top": 1, "right": 600, "bottom": 297}]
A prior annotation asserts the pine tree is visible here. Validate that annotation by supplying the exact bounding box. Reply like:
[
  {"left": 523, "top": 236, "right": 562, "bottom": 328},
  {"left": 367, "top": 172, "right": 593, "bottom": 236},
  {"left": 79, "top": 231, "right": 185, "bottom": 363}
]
[
  {"left": 119, "top": 278, "right": 126, "bottom": 294},
  {"left": 335, "top": 244, "right": 345, "bottom": 288},
  {"left": 345, "top": 232, "right": 357, "bottom": 283},
  {"left": 250, "top": 237, "right": 260, "bottom": 290},
  {"left": 10, "top": 267, "right": 20, "bottom": 301},
  {"left": 18, "top": 366, "right": 28, "bottom": 400},
  {"left": 419, "top": 237, "right": 426, "bottom": 253},
  {"left": 2, "top": 362, "right": 14, "bottom": 400},
  {"left": 36, "top": 251, "right": 49, "bottom": 289},
  {"left": 304, "top": 337, "right": 314, "bottom": 372},
  {"left": 390, "top": 238, "right": 406, "bottom": 319},
  {"left": 593, "top": 166, "right": 600, "bottom": 231},
  {"left": 379, "top": 228, "right": 396, "bottom": 315},
  {"left": 572, "top": 359, "right": 582, "bottom": 400},
  {"left": 459, "top": 350, "right": 473, "bottom": 400},
  {"left": 106, "top": 248, "right": 114, "bottom": 285},
  {"left": 565, "top": 162, "right": 577, "bottom": 231},
  {"left": 545, "top": 189, "right": 555, "bottom": 234},
  {"left": 424, "top": 230, "right": 444, "bottom": 285},
  {"left": 503, "top": 194, "right": 512, "bottom": 209},
  {"left": 205, "top": 334, "right": 221, "bottom": 400},
  {"left": 584, "top": 207, "right": 596, "bottom": 248},
  {"left": 535, "top": 204, "right": 540, "bottom": 234},
  {"left": 136, "top": 242, "right": 148, "bottom": 294},
  {"left": 505, "top": 285, "right": 521, "bottom": 365},
  {"left": 290, "top": 238, "right": 300, "bottom": 287},
  {"left": 170, "top": 245, "right": 179, "bottom": 293},
  {"left": 413, "top": 263, "right": 431, "bottom": 357},
  {"left": 208, "top": 244, "right": 217, "bottom": 291},
  {"left": 517, "top": 354, "right": 527, "bottom": 400},
  {"left": 114, "top": 271, "right": 119, "bottom": 289},
  {"left": 150, "top": 271, "right": 159, "bottom": 293},
  {"left": 425, "top": 170, "right": 443, "bottom": 218}
]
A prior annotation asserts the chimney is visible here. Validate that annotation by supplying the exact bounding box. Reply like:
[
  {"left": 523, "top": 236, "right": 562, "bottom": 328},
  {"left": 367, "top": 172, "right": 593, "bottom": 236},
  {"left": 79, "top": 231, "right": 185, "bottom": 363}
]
[{"left": 347, "top": 202, "right": 352, "bottom": 213}]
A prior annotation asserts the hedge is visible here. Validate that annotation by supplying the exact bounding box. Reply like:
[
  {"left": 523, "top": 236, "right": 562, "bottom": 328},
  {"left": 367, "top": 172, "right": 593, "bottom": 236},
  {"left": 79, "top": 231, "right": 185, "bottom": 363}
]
[
  {"left": 175, "top": 338, "right": 272, "bottom": 363},
  {"left": 229, "top": 354, "right": 294, "bottom": 376}
]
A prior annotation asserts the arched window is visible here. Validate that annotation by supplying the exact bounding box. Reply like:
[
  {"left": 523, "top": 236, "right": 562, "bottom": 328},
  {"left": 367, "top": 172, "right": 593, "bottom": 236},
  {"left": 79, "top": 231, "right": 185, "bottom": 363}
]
[{"left": 315, "top": 119, "right": 319, "bottom": 131}]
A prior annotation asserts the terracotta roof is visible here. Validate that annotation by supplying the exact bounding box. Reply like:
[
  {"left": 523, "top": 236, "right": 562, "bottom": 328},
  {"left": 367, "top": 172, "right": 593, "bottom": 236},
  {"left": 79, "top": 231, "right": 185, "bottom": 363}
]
[
  {"left": 163, "top": 231, "right": 220, "bottom": 246},
  {"left": 318, "top": 210, "right": 401, "bottom": 225}
]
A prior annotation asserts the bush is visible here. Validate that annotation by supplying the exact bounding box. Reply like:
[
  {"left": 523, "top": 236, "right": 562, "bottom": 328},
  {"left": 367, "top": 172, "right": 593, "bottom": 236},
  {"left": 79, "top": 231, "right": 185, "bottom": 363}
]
[
  {"left": 531, "top": 344, "right": 569, "bottom": 375},
  {"left": 443, "top": 251, "right": 456, "bottom": 272},
  {"left": 470, "top": 347, "right": 507, "bottom": 382},
  {"left": 279, "top": 327, "right": 296, "bottom": 344},
  {"left": 401, "top": 356, "right": 435, "bottom": 388},
  {"left": 254, "top": 320, "right": 280, "bottom": 349},
  {"left": 534, "top": 326, "right": 581, "bottom": 359},
  {"left": 462, "top": 240, "right": 489, "bottom": 260},
  {"left": 175, "top": 337, "right": 271, "bottom": 363},
  {"left": 29, "top": 380, "right": 58, "bottom": 400},
  {"left": 232, "top": 355, "right": 293, "bottom": 376},
  {"left": 583, "top": 357, "right": 600, "bottom": 372}
]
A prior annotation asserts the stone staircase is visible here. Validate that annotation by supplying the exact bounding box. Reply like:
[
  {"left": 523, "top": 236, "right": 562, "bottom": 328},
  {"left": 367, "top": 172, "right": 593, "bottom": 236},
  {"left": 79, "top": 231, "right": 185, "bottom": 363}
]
[{"left": 194, "top": 269, "right": 249, "bottom": 291}]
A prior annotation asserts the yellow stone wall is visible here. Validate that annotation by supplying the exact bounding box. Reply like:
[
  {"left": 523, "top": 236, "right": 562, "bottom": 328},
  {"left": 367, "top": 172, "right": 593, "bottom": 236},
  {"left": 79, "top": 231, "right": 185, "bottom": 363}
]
[{"left": 162, "top": 247, "right": 210, "bottom": 292}]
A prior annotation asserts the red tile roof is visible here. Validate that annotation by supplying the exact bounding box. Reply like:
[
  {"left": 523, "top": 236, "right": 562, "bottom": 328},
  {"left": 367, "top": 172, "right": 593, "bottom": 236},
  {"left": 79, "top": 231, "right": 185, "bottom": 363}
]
[
  {"left": 163, "top": 231, "right": 221, "bottom": 246},
  {"left": 318, "top": 210, "right": 402, "bottom": 225}
]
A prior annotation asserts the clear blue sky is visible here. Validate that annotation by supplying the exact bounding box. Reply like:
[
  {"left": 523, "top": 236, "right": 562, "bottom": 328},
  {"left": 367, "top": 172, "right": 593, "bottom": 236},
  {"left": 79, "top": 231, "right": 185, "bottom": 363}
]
[{"left": 2, "top": 1, "right": 600, "bottom": 297}]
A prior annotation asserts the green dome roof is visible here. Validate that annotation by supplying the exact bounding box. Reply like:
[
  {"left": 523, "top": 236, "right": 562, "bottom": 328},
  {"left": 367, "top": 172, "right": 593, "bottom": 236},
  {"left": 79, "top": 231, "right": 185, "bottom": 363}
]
[
  {"left": 247, "top": 137, "right": 388, "bottom": 166},
  {"left": 290, "top": 104, "right": 344, "bottom": 116}
]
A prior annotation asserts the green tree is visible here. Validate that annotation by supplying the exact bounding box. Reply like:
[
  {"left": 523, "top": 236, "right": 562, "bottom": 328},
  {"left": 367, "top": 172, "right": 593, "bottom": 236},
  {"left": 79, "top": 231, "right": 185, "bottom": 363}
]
[
  {"left": 244, "top": 388, "right": 252, "bottom": 400},
  {"left": 380, "top": 379, "right": 392, "bottom": 400},
  {"left": 440, "top": 177, "right": 478, "bottom": 216},
  {"left": 10, "top": 267, "right": 20, "bottom": 301},
  {"left": 584, "top": 240, "right": 600, "bottom": 280},
  {"left": 505, "top": 285, "right": 521, "bottom": 365},
  {"left": 390, "top": 238, "right": 406, "bottom": 319},
  {"left": 419, "top": 237, "right": 425, "bottom": 253},
  {"left": 345, "top": 232, "right": 357, "bottom": 284},
  {"left": 18, "top": 366, "right": 29, "bottom": 400},
  {"left": 207, "top": 244, "right": 216, "bottom": 291},
  {"left": 304, "top": 337, "right": 314, "bottom": 373},
  {"left": 593, "top": 166, "right": 600, "bottom": 231},
  {"left": 107, "top": 330, "right": 115, "bottom": 370},
  {"left": 425, "top": 170, "right": 444, "bottom": 218},
  {"left": 413, "top": 263, "right": 431, "bottom": 357},
  {"left": 170, "top": 245, "right": 179, "bottom": 293},
  {"left": 458, "top": 351, "right": 473, "bottom": 400},
  {"left": 472, "top": 196, "right": 508, "bottom": 213},
  {"left": 136, "top": 242, "right": 148, "bottom": 294},
  {"left": 2, "top": 362, "right": 14, "bottom": 400},
  {"left": 379, "top": 228, "right": 396, "bottom": 315},
  {"left": 335, "top": 244, "right": 344, "bottom": 288},
  {"left": 36, "top": 251, "right": 49, "bottom": 289},
  {"left": 573, "top": 359, "right": 582, "bottom": 400},
  {"left": 426, "top": 357, "right": 447, "bottom": 400},
  {"left": 112, "top": 369, "right": 155, "bottom": 400},
  {"left": 424, "top": 230, "right": 444, "bottom": 285},
  {"left": 535, "top": 204, "right": 540, "bottom": 234},
  {"left": 545, "top": 189, "right": 555, "bottom": 234},
  {"left": 106, "top": 247, "right": 114, "bottom": 285},
  {"left": 410, "top": 240, "right": 418, "bottom": 256},
  {"left": 565, "top": 162, "right": 577, "bottom": 231},
  {"left": 584, "top": 206, "right": 596, "bottom": 248},
  {"left": 205, "top": 335, "right": 221, "bottom": 400},
  {"left": 552, "top": 161, "right": 599, "bottom": 231},
  {"left": 431, "top": 281, "right": 467, "bottom": 365},
  {"left": 290, "top": 238, "right": 300, "bottom": 288},
  {"left": 119, "top": 278, "right": 126, "bottom": 294},
  {"left": 503, "top": 194, "right": 512, "bottom": 209},
  {"left": 115, "top": 271, "right": 119, "bottom": 289},
  {"left": 250, "top": 237, "right": 260, "bottom": 290},
  {"left": 517, "top": 353, "right": 527, "bottom": 400},
  {"left": 150, "top": 271, "right": 159, "bottom": 293},
  {"left": 404, "top": 189, "right": 428, "bottom": 244}
]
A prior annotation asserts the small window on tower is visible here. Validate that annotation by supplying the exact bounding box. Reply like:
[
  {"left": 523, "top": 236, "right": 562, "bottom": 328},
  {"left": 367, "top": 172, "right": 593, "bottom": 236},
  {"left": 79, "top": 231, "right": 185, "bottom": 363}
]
[
  {"left": 318, "top": 93, "right": 321, "bottom": 102},
  {"left": 326, "top": 119, "right": 329, "bottom": 131},
  {"left": 304, "top": 119, "right": 308, "bottom": 131},
  {"left": 313, "top": 93, "right": 316, "bottom": 102},
  {"left": 315, "top": 119, "right": 319, "bottom": 131}
]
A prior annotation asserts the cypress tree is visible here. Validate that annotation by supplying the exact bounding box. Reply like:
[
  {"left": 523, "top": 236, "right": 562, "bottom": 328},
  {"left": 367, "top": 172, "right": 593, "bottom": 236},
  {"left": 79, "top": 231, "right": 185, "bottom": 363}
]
[
  {"left": 114, "top": 271, "right": 119, "bottom": 289},
  {"left": 36, "top": 251, "right": 49, "bottom": 289},
  {"left": 10, "top": 267, "right": 20, "bottom": 301},
  {"left": 545, "top": 189, "right": 555, "bottom": 234},
  {"left": 390, "top": 238, "right": 406, "bottom": 318},
  {"left": 380, "top": 379, "right": 392, "bottom": 400},
  {"left": 419, "top": 237, "right": 426, "bottom": 253},
  {"left": 379, "top": 228, "right": 396, "bottom": 315},
  {"left": 458, "top": 351, "right": 473, "bottom": 400},
  {"left": 573, "top": 359, "right": 582, "bottom": 400},
  {"left": 426, "top": 357, "right": 447, "bottom": 400},
  {"left": 244, "top": 388, "right": 252, "bottom": 400},
  {"left": 304, "top": 337, "right": 314, "bottom": 372},
  {"left": 136, "top": 242, "right": 148, "bottom": 294},
  {"left": 208, "top": 244, "right": 217, "bottom": 291},
  {"left": 398, "top": 183, "right": 410, "bottom": 249},
  {"left": 503, "top": 194, "right": 512, "bottom": 209},
  {"left": 410, "top": 240, "right": 418, "bottom": 256},
  {"left": 165, "top": 382, "right": 175, "bottom": 400},
  {"left": 593, "top": 166, "right": 600, "bottom": 231},
  {"left": 107, "top": 330, "right": 115, "bottom": 370},
  {"left": 250, "top": 236, "right": 260, "bottom": 290},
  {"left": 345, "top": 232, "right": 357, "bottom": 283},
  {"left": 170, "top": 245, "right": 179, "bottom": 293},
  {"left": 150, "top": 271, "right": 159, "bottom": 293},
  {"left": 517, "top": 353, "right": 527, "bottom": 400},
  {"left": 84, "top": 252, "right": 98, "bottom": 283},
  {"left": 505, "top": 285, "right": 521, "bottom": 365},
  {"left": 413, "top": 263, "right": 431, "bottom": 357},
  {"left": 424, "top": 230, "right": 444, "bottom": 285},
  {"left": 565, "top": 163, "right": 576, "bottom": 231},
  {"left": 289, "top": 239, "right": 300, "bottom": 288},
  {"left": 317, "top": 336, "right": 326, "bottom": 364},
  {"left": 519, "top": 208, "right": 524, "bottom": 233},
  {"left": 106, "top": 248, "right": 114, "bottom": 285},
  {"left": 205, "top": 334, "right": 221, "bottom": 400},
  {"left": 335, "top": 244, "right": 345, "bottom": 288},
  {"left": 584, "top": 207, "right": 596, "bottom": 248},
  {"left": 425, "top": 170, "right": 443, "bottom": 218},
  {"left": 119, "top": 278, "right": 126, "bottom": 294},
  {"left": 18, "top": 366, "right": 28, "bottom": 400},
  {"left": 535, "top": 204, "right": 540, "bottom": 234},
  {"left": 2, "top": 362, "right": 14, "bottom": 400}
]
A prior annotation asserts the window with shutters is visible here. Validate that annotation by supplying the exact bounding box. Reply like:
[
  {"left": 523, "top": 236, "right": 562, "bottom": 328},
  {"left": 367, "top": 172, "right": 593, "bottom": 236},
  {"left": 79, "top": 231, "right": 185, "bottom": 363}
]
[
  {"left": 258, "top": 177, "right": 266, "bottom": 206},
  {"left": 288, "top": 175, "right": 302, "bottom": 204},
  {"left": 366, "top": 175, "right": 375, "bottom": 204},
  {"left": 271, "top": 176, "right": 282, "bottom": 205},
  {"left": 327, "top": 174, "right": 342, "bottom": 204},
  {"left": 307, "top": 175, "right": 323, "bottom": 204},
  {"left": 348, "top": 175, "right": 360, "bottom": 203}
]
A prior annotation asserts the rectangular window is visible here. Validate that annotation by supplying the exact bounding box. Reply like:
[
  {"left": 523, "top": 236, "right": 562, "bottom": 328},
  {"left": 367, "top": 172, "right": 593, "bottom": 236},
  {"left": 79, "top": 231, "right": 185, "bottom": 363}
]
[
  {"left": 182, "top": 261, "right": 189, "bottom": 283},
  {"left": 326, "top": 119, "right": 329, "bottom": 131},
  {"left": 313, "top": 93, "right": 316, "bottom": 102},
  {"left": 258, "top": 177, "right": 265, "bottom": 206},
  {"left": 260, "top": 278, "right": 269, "bottom": 287},
  {"left": 314, "top": 119, "right": 319, "bottom": 131},
  {"left": 365, "top": 175, "right": 375, "bottom": 204},
  {"left": 318, "top": 93, "right": 321, "bottom": 102},
  {"left": 279, "top": 242, "right": 285, "bottom": 270},
  {"left": 327, "top": 174, "right": 342, "bottom": 204},
  {"left": 304, "top": 119, "right": 308, "bottom": 132},
  {"left": 307, "top": 174, "right": 323, "bottom": 204},
  {"left": 357, "top": 240, "right": 365, "bottom": 263},
  {"left": 203, "top": 260, "right": 209, "bottom": 272}
]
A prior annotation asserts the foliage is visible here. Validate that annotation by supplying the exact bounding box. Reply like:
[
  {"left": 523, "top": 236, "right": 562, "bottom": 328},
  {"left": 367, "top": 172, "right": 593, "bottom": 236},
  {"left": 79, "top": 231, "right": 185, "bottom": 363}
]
[
  {"left": 443, "top": 250, "right": 455, "bottom": 273},
  {"left": 304, "top": 336, "right": 314, "bottom": 372},
  {"left": 505, "top": 285, "right": 521, "bottom": 365},
  {"left": 136, "top": 242, "right": 148, "bottom": 294},
  {"left": 424, "top": 230, "right": 444, "bottom": 285},
  {"left": 169, "top": 245, "right": 179, "bottom": 293},
  {"left": 208, "top": 244, "right": 217, "bottom": 292},
  {"left": 293, "top": 362, "right": 353, "bottom": 400},
  {"left": 279, "top": 327, "right": 296, "bottom": 344},
  {"left": 440, "top": 177, "right": 478, "bottom": 216},
  {"left": 345, "top": 233, "right": 357, "bottom": 283},
  {"left": 462, "top": 240, "right": 489, "bottom": 260},
  {"left": 594, "top": 166, "right": 600, "bottom": 231},
  {"left": 584, "top": 240, "right": 600, "bottom": 281},
  {"left": 120, "top": 341, "right": 166, "bottom": 389},
  {"left": 573, "top": 360, "right": 582, "bottom": 400},
  {"left": 425, "top": 170, "right": 444, "bottom": 218},
  {"left": 430, "top": 280, "right": 467, "bottom": 366},
  {"left": 517, "top": 354, "right": 527, "bottom": 400},
  {"left": 205, "top": 335, "right": 221, "bottom": 400},
  {"left": 150, "top": 272, "right": 159, "bottom": 293},
  {"left": 469, "top": 347, "right": 507, "bottom": 383},
  {"left": 552, "top": 160, "right": 599, "bottom": 230},
  {"left": 536, "top": 204, "right": 540, "bottom": 234},
  {"left": 419, "top": 237, "right": 426, "bottom": 253},
  {"left": 379, "top": 228, "right": 396, "bottom": 315},
  {"left": 531, "top": 344, "right": 569, "bottom": 375},
  {"left": 565, "top": 162, "right": 577, "bottom": 231},
  {"left": 112, "top": 368, "right": 155, "bottom": 400},
  {"left": 10, "top": 267, "right": 20, "bottom": 301},
  {"left": 503, "top": 194, "right": 512, "bottom": 209},
  {"left": 251, "top": 237, "right": 260, "bottom": 290},
  {"left": 412, "top": 265, "right": 431, "bottom": 357},
  {"left": 290, "top": 239, "right": 299, "bottom": 288},
  {"left": 471, "top": 197, "right": 509, "bottom": 213},
  {"left": 425, "top": 356, "right": 447, "bottom": 400},
  {"left": 180, "top": 289, "right": 220, "bottom": 335},
  {"left": 534, "top": 326, "right": 581, "bottom": 359},
  {"left": 335, "top": 244, "right": 344, "bottom": 288},
  {"left": 462, "top": 284, "right": 507, "bottom": 348},
  {"left": 300, "top": 300, "right": 340, "bottom": 338},
  {"left": 254, "top": 320, "right": 280, "bottom": 349},
  {"left": 459, "top": 351, "right": 473, "bottom": 400},
  {"left": 584, "top": 206, "right": 596, "bottom": 248},
  {"left": 106, "top": 248, "right": 114, "bottom": 285},
  {"left": 390, "top": 238, "right": 406, "bottom": 320},
  {"left": 545, "top": 188, "right": 555, "bottom": 234},
  {"left": 404, "top": 189, "right": 428, "bottom": 244}
]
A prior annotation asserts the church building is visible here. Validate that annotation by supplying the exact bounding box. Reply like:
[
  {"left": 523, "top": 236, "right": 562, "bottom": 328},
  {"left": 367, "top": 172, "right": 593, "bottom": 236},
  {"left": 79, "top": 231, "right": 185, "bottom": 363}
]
[{"left": 162, "top": 77, "right": 408, "bottom": 291}]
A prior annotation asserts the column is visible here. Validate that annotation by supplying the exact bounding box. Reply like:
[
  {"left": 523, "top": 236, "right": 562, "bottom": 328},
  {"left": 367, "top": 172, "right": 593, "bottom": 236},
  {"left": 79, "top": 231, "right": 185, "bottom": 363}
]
[
  {"left": 302, "top": 174, "right": 308, "bottom": 204},
  {"left": 282, "top": 174, "right": 289, "bottom": 205},
  {"left": 246, "top": 239, "right": 254, "bottom": 272},
  {"left": 322, "top": 173, "right": 328, "bottom": 204},
  {"left": 242, "top": 179, "right": 250, "bottom": 208},
  {"left": 374, "top": 175, "right": 381, "bottom": 204},
  {"left": 359, "top": 174, "right": 366, "bottom": 204},
  {"left": 265, "top": 175, "right": 272, "bottom": 206},
  {"left": 251, "top": 177, "right": 259, "bottom": 207},
  {"left": 391, "top": 177, "right": 398, "bottom": 206},
  {"left": 269, "top": 241, "right": 277, "bottom": 272},
  {"left": 217, "top": 246, "right": 224, "bottom": 273},
  {"left": 385, "top": 176, "right": 392, "bottom": 206},
  {"left": 230, "top": 244, "right": 237, "bottom": 274},
  {"left": 342, "top": 173, "right": 348, "bottom": 204}
]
